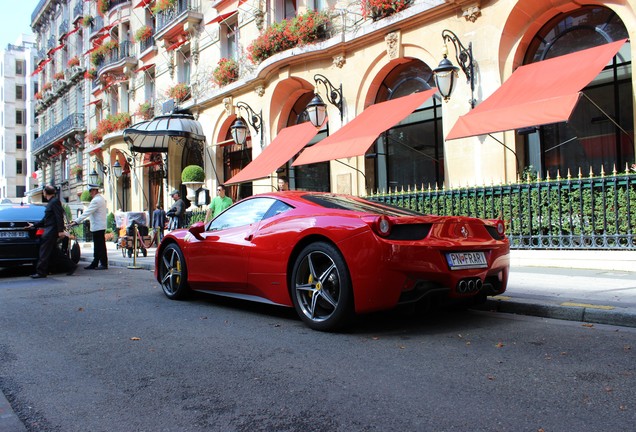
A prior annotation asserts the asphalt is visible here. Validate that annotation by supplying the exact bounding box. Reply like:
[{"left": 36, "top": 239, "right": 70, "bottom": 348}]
[{"left": 2, "top": 244, "right": 635, "bottom": 431}]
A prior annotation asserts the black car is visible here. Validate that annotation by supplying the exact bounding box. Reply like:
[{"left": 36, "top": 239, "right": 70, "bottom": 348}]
[{"left": 0, "top": 202, "right": 80, "bottom": 269}]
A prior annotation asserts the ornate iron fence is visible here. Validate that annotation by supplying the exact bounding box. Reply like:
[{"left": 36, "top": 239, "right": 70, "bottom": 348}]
[{"left": 367, "top": 173, "right": 636, "bottom": 250}]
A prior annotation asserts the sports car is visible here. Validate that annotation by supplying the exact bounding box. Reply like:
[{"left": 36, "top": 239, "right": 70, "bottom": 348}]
[{"left": 156, "top": 191, "right": 510, "bottom": 331}]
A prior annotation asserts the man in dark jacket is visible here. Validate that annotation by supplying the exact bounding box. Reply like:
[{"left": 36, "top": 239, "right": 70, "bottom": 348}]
[
  {"left": 27, "top": 185, "right": 77, "bottom": 278},
  {"left": 167, "top": 190, "right": 185, "bottom": 230}
]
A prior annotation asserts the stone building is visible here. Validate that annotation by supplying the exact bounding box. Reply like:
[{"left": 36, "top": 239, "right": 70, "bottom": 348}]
[
  {"left": 29, "top": 0, "right": 635, "bottom": 214},
  {"left": 0, "top": 34, "right": 37, "bottom": 202}
]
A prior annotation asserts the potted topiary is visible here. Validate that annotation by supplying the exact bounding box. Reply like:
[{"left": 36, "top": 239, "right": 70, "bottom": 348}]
[
  {"left": 80, "top": 189, "right": 93, "bottom": 204},
  {"left": 181, "top": 165, "right": 205, "bottom": 201}
]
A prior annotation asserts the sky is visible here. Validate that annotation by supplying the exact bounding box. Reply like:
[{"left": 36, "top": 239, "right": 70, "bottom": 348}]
[{"left": 0, "top": 0, "right": 40, "bottom": 49}]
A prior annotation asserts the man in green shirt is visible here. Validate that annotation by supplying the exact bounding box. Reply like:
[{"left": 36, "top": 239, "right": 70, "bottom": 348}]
[{"left": 205, "top": 184, "right": 233, "bottom": 223}]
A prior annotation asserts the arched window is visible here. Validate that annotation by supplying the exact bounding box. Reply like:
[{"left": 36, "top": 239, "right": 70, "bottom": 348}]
[
  {"left": 523, "top": 6, "right": 633, "bottom": 178},
  {"left": 366, "top": 60, "right": 444, "bottom": 192},
  {"left": 281, "top": 92, "right": 330, "bottom": 192}
]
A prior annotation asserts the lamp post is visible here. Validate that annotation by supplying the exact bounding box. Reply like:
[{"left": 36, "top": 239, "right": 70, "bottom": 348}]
[
  {"left": 307, "top": 74, "right": 343, "bottom": 128},
  {"left": 231, "top": 102, "right": 262, "bottom": 146},
  {"left": 433, "top": 29, "right": 475, "bottom": 108}
]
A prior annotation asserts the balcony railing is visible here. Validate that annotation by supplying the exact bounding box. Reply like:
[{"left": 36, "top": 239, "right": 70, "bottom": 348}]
[
  {"left": 90, "top": 16, "right": 104, "bottom": 37},
  {"left": 73, "top": 2, "right": 84, "bottom": 21},
  {"left": 32, "top": 113, "right": 85, "bottom": 154},
  {"left": 95, "top": 41, "right": 135, "bottom": 71},
  {"left": 59, "top": 20, "right": 69, "bottom": 37},
  {"left": 139, "top": 35, "right": 155, "bottom": 53},
  {"left": 107, "top": 0, "right": 131, "bottom": 10},
  {"left": 155, "top": 0, "right": 201, "bottom": 34},
  {"left": 368, "top": 173, "right": 636, "bottom": 250}
]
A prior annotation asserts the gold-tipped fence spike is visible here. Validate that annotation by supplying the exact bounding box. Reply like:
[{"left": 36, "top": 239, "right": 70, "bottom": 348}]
[
  {"left": 612, "top": 164, "right": 617, "bottom": 176},
  {"left": 546, "top": 171, "right": 551, "bottom": 181},
  {"left": 600, "top": 165, "right": 605, "bottom": 177},
  {"left": 578, "top": 167, "right": 583, "bottom": 179},
  {"left": 567, "top": 168, "right": 572, "bottom": 180},
  {"left": 589, "top": 166, "right": 594, "bottom": 177}
]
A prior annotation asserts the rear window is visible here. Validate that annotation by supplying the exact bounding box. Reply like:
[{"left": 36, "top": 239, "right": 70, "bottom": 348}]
[
  {"left": 302, "top": 194, "right": 420, "bottom": 217},
  {"left": 0, "top": 204, "right": 45, "bottom": 221}
]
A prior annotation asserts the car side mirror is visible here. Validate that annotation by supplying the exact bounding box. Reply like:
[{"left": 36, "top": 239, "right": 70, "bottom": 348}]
[{"left": 188, "top": 222, "right": 205, "bottom": 240}]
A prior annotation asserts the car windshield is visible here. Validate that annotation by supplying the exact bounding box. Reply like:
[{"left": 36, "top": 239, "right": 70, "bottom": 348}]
[
  {"left": 302, "top": 194, "right": 420, "bottom": 216},
  {"left": 0, "top": 204, "right": 45, "bottom": 221}
]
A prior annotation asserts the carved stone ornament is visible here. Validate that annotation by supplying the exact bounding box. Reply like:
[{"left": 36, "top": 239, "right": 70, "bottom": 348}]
[
  {"left": 463, "top": 5, "right": 481, "bottom": 22},
  {"left": 254, "top": 85, "right": 265, "bottom": 97},
  {"left": 223, "top": 97, "right": 233, "bottom": 116},
  {"left": 168, "top": 52, "right": 175, "bottom": 79},
  {"left": 332, "top": 55, "right": 346, "bottom": 69},
  {"left": 385, "top": 32, "right": 400, "bottom": 60}
]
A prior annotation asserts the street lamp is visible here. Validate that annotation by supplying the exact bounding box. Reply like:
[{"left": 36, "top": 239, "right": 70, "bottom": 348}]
[
  {"left": 231, "top": 102, "right": 262, "bottom": 146},
  {"left": 89, "top": 161, "right": 109, "bottom": 184},
  {"left": 306, "top": 74, "right": 343, "bottom": 128},
  {"left": 433, "top": 29, "right": 475, "bottom": 108}
]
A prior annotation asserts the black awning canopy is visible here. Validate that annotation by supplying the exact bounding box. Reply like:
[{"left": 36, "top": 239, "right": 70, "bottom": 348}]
[{"left": 123, "top": 113, "right": 206, "bottom": 153}]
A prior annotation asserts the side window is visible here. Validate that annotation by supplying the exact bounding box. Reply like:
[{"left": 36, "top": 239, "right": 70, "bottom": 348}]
[
  {"left": 209, "top": 198, "right": 277, "bottom": 231},
  {"left": 263, "top": 200, "right": 293, "bottom": 219}
]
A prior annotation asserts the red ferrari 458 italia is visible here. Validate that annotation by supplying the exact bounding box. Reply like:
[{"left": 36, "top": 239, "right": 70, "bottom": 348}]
[{"left": 156, "top": 191, "right": 509, "bottom": 331}]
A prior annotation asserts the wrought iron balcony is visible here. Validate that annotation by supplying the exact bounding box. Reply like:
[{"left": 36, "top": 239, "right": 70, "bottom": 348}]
[
  {"left": 90, "top": 16, "right": 104, "bottom": 37},
  {"left": 32, "top": 113, "right": 85, "bottom": 155},
  {"left": 47, "top": 35, "right": 56, "bottom": 50},
  {"left": 59, "top": 20, "right": 69, "bottom": 38},
  {"left": 139, "top": 33, "right": 155, "bottom": 54},
  {"left": 155, "top": 0, "right": 202, "bottom": 35},
  {"left": 95, "top": 41, "right": 137, "bottom": 73},
  {"left": 73, "top": 2, "right": 84, "bottom": 21}
]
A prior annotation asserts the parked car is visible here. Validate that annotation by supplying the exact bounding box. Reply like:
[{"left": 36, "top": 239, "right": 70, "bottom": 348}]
[
  {"left": 0, "top": 202, "right": 80, "bottom": 269},
  {"left": 155, "top": 191, "right": 510, "bottom": 331}
]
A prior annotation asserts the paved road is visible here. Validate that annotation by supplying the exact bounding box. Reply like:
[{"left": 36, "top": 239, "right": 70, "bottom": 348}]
[{"left": 0, "top": 267, "right": 635, "bottom": 431}]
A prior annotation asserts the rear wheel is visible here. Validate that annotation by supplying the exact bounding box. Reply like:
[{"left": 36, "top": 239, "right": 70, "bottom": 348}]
[
  {"left": 158, "top": 243, "right": 189, "bottom": 299},
  {"left": 291, "top": 242, "right": 353, "bottom": 331}
]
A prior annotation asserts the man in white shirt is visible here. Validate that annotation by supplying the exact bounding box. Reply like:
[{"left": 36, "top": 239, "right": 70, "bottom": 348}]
[{"left": 70, "top": 184, "right": 108, "bottom": 270}]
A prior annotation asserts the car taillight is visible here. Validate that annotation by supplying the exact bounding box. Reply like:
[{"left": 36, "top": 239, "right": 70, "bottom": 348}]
[
  {"left": 35, "top": 228, "right": 45, "bottom": 237},
  {"left": 496, "top": 220, "right": 505, "bottom": 236},
  {"left": 374, "top": 215, "right": 392, "bottom": 237}
]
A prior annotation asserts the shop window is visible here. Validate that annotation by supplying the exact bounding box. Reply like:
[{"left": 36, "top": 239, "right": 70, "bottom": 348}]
[{"left": 523, "top": 6, "right": 632, "bottom": 179}]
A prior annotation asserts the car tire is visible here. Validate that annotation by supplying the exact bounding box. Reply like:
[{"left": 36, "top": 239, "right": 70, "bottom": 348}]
[
  {"left": 158, "top": 243, "right": 189, "bottom": 300},
  {"left": 70, "top": 240, "right": 81, "bottom": 264},
  {"left": 291, "top": 241, "right": 353, "bottom": 331}
]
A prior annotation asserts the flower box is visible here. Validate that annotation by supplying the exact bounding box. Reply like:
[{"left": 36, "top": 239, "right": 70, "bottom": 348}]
[
  {"left": 212, "top": 58, "right": 239, "bottom": 87},
  {"left": 135, "top": 25, "right": 153, "bottom": 42},
  {"left": 67, "top": 56, "right": 80, "bottom": 67},
  {"left": 361, "top": 0, "right": 412, "bottom": 20},
  {"left": 166, "top": 83, "right": 190, "bottom": 102},
  {"left": 136, "top": 102, "right": 154, "bottom": 120},
  {"left": 247, "top": 10, "right": 331, "bottom": 64},
  {"left": 54, "top": 71, "right": 66, "bottom": 80},
  {"left": 152, "top": 0, "right": 176, "bottom": 14}
]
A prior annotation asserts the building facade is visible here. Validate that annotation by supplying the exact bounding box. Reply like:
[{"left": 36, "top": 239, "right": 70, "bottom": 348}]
[
  {"left": 0, "top": 34, "right": 37, "bottom": 202},
  {"left": 29, "top": 0, "right": 635, "bottom": 215}
]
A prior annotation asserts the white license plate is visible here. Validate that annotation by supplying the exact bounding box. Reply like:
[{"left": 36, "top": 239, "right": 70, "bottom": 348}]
[
  {"left": 0, "top": 231, "right": 28, "bottom": 238},
  {"left": 446, "top": 251, "right": 487, "bottom": 270}
]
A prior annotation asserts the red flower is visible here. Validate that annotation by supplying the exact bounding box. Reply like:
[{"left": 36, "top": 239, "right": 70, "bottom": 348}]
[{"left": 212, "top": 58, "right": 239, "bottom": 87}]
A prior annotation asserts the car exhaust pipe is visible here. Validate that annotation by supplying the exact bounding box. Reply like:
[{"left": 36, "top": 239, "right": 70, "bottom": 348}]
[
  {"left": 458, "top": 280, "right": 467, "bottom": 293},
  {"left": 475, "top": 278, "right": 483, "bottom": 291}
]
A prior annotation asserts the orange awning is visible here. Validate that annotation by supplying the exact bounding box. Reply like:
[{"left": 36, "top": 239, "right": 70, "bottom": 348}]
[
  {"left": 446, "top": 39, "right": 628, "bottom": 140},
  {"left": 292, "top": 89, "right": 437, "bottom": 166},
  {"left": 134, "top": 63, "right": 155, "bottom": 73},
  {"left": 226, "top": 122, "right": 318, "bottom": 184},
  {"left": 206, "top": 11, "right": 237, "bottom": 25},
  {"left": 135, "top": 0, "right": 153, "bottom": 8}
]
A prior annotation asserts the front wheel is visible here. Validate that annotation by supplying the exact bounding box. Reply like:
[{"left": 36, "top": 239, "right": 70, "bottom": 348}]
[
  {"left": 291, "top": 242, "right": 353, "bottom": 331},
  {"left": 158, "top": 243, "right": 189, "bottom": 300}
]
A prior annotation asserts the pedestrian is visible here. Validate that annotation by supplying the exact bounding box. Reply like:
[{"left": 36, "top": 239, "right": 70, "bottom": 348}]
[
  {"left": 70, "top": 184, "right": 108, "bottom": 270},
  {"left": 205, "top": 184, "right": 233, "bottom": 223},
  {"left": 278, "top": 175, "right": 289, "bottom": 191},
  {"left": 152, "top": 204, "right": 166, "bottom": 242},
  {"left": 27, "top": 185, "right": 77, "bottom": 278},
  {"left": 167, "top": 190, "right": 185, "bottom": 230}
]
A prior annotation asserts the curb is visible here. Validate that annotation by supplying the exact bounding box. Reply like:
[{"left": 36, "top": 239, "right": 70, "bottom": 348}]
[{"left": 477, "top": 297, "right": 636, "bottom": 328}]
